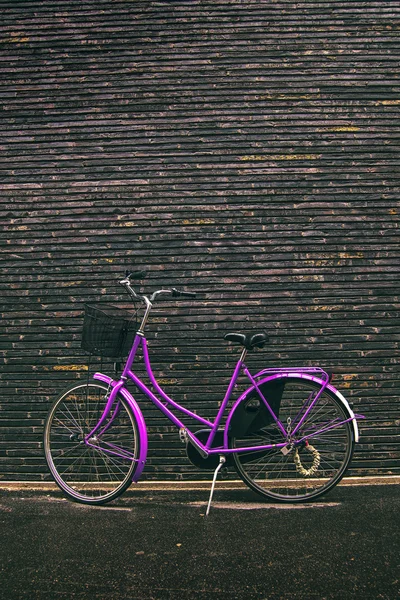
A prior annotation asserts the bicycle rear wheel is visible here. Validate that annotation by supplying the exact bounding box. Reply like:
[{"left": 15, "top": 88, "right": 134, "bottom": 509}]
[
  {"left": 44, "top": 383, "right": 140, "bottom": 504},
  {"left": 230, "top": 377, "right": 355, "bottom": 502}
]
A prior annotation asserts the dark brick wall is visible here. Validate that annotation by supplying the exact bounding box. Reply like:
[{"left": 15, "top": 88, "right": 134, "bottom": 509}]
[{"left": 1, "top": 0, "right": 399, "bottom": 480}]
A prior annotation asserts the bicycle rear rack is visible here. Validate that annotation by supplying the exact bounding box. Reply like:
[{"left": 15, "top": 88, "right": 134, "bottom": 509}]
[{"left": 255, "top": 366, "right": 331, "bottom": 383}]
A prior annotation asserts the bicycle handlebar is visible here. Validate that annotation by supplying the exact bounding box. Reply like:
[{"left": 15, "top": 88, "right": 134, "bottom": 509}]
[
  {"left": 119, "top": 273, "right": 196, "bottom": 304},
  {"left": 150, "top": 288, "right": 197, "bottom": 302},
  {"left": 171, "top": 288, "right": 197, "bottom": 299}
]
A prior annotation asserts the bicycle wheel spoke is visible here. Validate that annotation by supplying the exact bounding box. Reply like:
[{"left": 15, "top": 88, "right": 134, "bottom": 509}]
[
  {"left": 91, "top": 446, "right": 132, "bottom": 476},
  {"left": 52, "top": 442, "right": 84, "bottom": 460},
  {"left": 95, "top": 440, "right": 136, "bottom": 461},
  {"left": 57, "top": 448, "right": 90, "bottom": 477},
  {"left": 56, "top": 406, "right": 83, "bottom": 434}
]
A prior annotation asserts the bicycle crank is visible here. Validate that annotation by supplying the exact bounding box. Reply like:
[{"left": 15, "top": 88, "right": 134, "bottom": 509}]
[{"left": 184, "top": 429, "right": 233, "bottom": 470}]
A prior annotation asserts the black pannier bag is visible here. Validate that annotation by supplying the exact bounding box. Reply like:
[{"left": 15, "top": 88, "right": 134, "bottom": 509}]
[{"left": 229, "top": 379, "right": 285, "bottom": 437}]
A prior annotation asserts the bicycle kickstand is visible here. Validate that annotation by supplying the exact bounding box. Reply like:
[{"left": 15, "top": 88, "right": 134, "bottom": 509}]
[{"left": 205, "top": 455, "right": 226, "bottom": 517}]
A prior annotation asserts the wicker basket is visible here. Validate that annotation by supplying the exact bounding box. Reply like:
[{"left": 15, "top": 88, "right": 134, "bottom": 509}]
[{"left": 81, "top": 304, "right": 138, "bottom": 359}]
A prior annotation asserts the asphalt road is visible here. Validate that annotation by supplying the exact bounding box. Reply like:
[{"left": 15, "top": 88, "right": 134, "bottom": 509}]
[{"left": 0, "top": 483, "right": 399, "bottom": 600}]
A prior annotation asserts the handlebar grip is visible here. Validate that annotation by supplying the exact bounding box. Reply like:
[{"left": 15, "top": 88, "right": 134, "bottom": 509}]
[
  {"left": 125, "top": 270, "right": 147, "bottom": 280},
  {"left": 171, "top": 288, "right": 196, "bottom": 299}
]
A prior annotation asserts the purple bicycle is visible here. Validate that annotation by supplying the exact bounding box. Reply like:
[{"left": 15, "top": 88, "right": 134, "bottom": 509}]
[{"left": 44, "top": 271, "right": 364, "bottom": 514}]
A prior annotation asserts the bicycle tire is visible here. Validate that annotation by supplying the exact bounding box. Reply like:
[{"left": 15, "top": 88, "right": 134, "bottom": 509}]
[
  {"left": 44, "top": 382, "right": 141, "bottom": 505},
  {"left": 229, "top": 377, "right": 355, "bottom": 502}
]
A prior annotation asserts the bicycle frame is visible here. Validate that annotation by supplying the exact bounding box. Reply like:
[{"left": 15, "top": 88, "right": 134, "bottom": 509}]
[
  {"left": 45, "top": 274, "right": 367, "bottom": 512},
  {"left": 86, "top": 331, "right": 361, "bottom": 466}
]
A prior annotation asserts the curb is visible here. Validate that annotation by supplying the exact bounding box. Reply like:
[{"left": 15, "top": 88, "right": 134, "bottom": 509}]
[{"left": 0, "top": 476, "right": 399, "bottom": 492}]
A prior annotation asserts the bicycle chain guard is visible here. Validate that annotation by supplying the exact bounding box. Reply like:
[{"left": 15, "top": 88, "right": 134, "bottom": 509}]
[{"left": 185, "top": 429, "right": 233, "bottom": 470}]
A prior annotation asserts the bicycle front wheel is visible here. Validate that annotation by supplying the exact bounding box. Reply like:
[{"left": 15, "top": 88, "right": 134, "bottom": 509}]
[
  {"left": 230, "top": 377, "right": 355, "bottom": 502},
  {"left": 44, "top": 383, "right": 141, "bottom": 504}
]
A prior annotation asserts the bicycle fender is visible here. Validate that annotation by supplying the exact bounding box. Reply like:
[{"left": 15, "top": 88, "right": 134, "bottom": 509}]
[
  {"left": 93, "top": 372, "right": 148, "bottom": 481},
  {"left": 325, "top": 383, "right": 359, "bottom": 443},
  {"left": 225, "top": 373, "right": 359, "bottom": 446}
]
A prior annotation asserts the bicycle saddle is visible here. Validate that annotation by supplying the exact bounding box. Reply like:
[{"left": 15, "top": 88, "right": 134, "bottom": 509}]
[{"left": 224, "top": 331, "right": 269, "bottom": 351}]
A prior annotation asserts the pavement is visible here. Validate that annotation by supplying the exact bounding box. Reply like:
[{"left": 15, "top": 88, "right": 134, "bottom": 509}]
[{"left": 0, "top": 482, "right": 399, "bottom": 600}]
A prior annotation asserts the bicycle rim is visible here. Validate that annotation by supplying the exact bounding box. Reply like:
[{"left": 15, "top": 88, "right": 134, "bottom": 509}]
[
  {"left": 44, "top": 383, "right": 140, "bottom": 504},
  {"left": 230, "top": 378, "right": 354, "bottom": 502}
]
